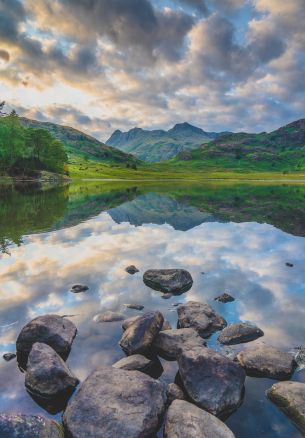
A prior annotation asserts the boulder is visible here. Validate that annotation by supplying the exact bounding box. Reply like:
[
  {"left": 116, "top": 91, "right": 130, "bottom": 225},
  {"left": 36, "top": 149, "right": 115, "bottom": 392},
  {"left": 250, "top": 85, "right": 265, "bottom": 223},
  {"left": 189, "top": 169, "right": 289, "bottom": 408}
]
[
  {"left": 119, "top": 311, "right": 164, "bottom": 355},
  {"left": 113, "top": 354, "right": 163, "bottom": 379},
  {"left": 177, "top": 301, "right": 226, "bottom": 338},
  {"left": 125, "top": 265, "right": 139, "bottom": 275},
  {"left": 16, "top": 314, "right": 77, "bottom": 368},
  {"left": 236, "top": 345, "right": 296, "bottom": 380},
  {"left": 218, "top": 323, "right": 264, "bottom": 345},
  {"left": 164, "top": 399, "right": 235, "bottom": 438},
  {"left": 177, "top": 346, "right": 245, "bottom": 418},
  {"left": 125, "top": 304, "right": 144, "bottom": 310},
  {"left": 143, "top": 269, "right": 193, "bottom": 294},
  {"left": 214, "top": 293, "right": 235, "bottom": 303},
  {"left": 267, "top": 381, "right": 305, "bottom": 433},
  {"left": 166, "top": 383, "right": 185, "bottom": 405},
  {"left": 93, "top": 311, "right": 125, "bottom": 323},
  {"left": 25, "top": 343, "right": 79, "bottom": 400},
  {"left": 122, "top": 315, "right": 170, "bottom": 332},
  {"left": 153, "top": 328, "right": 206, "bottom": 360},
  {"left": 3, "top": 353, "right": 16, "bottom": 362},
  {"left": 71, "top": 285, "right": 88, "bottom": 293},
  {"left": 0, "top": 413, "right": 64, "bottom": 438},
  {"left": 63, "top": 367, "right": 166, "bottom": 438}
]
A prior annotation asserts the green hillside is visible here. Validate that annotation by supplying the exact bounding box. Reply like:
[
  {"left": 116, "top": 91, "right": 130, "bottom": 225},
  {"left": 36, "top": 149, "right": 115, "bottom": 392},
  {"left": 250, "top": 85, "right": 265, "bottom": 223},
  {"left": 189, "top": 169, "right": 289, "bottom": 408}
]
[
  {"left": 164, "top": 119, "right": 305, "bottom": 172},
  {"left": 20, "top": 117, "right": 140, "bottom": 166},
  {"left": 106, "top": 122, "right": 229, "bottom": 162}
]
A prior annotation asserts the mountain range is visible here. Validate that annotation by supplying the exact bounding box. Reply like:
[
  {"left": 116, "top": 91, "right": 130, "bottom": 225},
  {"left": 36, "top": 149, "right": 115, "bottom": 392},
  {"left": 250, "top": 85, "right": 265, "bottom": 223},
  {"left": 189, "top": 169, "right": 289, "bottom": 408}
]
[{"left": 106, "top": 122, "right": 230, "bottom": 162}]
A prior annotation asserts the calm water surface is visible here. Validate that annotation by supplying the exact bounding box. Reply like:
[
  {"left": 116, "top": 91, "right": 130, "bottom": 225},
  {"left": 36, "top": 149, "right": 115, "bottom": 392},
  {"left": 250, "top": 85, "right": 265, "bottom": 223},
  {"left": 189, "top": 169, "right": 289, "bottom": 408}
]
[{"left": 0, "top": 180, "right": 305, "bottom": 437}]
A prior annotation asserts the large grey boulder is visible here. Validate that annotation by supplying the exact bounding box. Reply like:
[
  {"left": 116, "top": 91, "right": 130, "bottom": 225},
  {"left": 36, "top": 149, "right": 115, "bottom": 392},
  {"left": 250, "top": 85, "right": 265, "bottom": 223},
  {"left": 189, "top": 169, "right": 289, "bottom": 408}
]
[
  {"left": 153, "top": 328, "right": 206, "bottom": 360},
  {"left": 143, "top": 269, "right": 193, "bottom": 294},
  {"left": 164, "top": 399, "right": 235, "bottom": 438},
  {"left": 236, "top": 345, "right": 296, "bottom": 380},
  {"left": 113, "top": 354, "right": 163, "bottom": 378},
  {"left": 177, "top": 346, "right": 245, "bottom": 418},
  {"left": 218, "top": 323, "right": 264, "bottom": 345},
  {"left": 177, "top": 301, "right": 226, "bottom": 338},
  {"left": 0, "top": 413, "right": 64, "bottom": 438},
  {"left": 119, "top": 311, "right": 164, "bottom": 355},
  {"left": 16, "top": 314, "right": 77, "bottom": 368},
  {"left": 25, "top": 343, "right": 79, "bottom": 400},
  {"left": 266, "top": 381, "right": 305, "bottom": 433},
  {"left": 63, "top": 367, "right": 166, "bottom": 438}
]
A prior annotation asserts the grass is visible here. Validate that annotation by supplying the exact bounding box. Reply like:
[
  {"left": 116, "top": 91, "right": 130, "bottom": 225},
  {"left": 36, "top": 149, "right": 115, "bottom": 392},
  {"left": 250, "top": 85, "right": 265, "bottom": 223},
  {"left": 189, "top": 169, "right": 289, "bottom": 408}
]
[{"left": 68, "top": 154, "right": 305, "bottom": 181}]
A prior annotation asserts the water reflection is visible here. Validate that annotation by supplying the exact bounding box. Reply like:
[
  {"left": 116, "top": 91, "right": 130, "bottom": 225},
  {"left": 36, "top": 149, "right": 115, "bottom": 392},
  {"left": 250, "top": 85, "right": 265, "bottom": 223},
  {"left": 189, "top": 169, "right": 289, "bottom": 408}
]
[{"left": 0, "top": 181, "right": 305, "bottom": 437}]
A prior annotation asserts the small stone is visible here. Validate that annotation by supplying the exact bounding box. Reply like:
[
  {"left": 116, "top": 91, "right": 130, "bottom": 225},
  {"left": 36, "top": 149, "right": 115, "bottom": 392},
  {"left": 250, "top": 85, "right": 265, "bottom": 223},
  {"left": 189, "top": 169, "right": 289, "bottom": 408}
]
[
  {"left": 166, "top": 383, "right": 185, "bottom": 405},
  {"left": 113, "top": 354, "right": 163, "bottom": 378},
  {"left": 93, "top": 311, "right": 126, "bottom": 323},
  {"left": 215, "top": 293, "right": 235, "bottom": 303},
  {"left": 71, "top": 285, "right": 89, "bottom": 293},
  {"left": 16, "top": 314, "right": 77, "bottom": 368},
  {"left": 125, "top": 265, "right": 139, "bottom": 275},
  {"left": 236, "top": 345, "right": 296, "bottom": 380},
  {"left": 153, "top": 328, "right": 206, "bottom": 360},
  {"left": 125, "top": 304, "right": 144, "bottom": 310},
  {"left": 25, "top": 343, "right": 79, "bottom": 400},
  {"left": 267, "top": 381, "right": 305, "bottom": 433},
  {"left": 164, "top": 399, "right": 235, "bottom": 438},
  {"left": 177, "top": 301, "right": 227, "bottom": 338},
  {"left": 0, "top": 413, "right": 64, "bottom": 438},
  {"left": 3, "top": 353, "right": 16, "bottom": 362},
  {"left": 143, "top": 269, "right": 193, "bottom": 294},
  {"left": 177, "top": 346, "right": 245, "bottom": 417},
  {"left": 286, "top": 262, "right": 294, "bottom": 267},
  {"left": 120, "top": 311, "right": 164, "bottom": 355},
  {"left": 218, "top": 323, "right": 264, "bottom": 345},
  {"left": 63, "top": 367, "right": 166, "bottom": 438}
]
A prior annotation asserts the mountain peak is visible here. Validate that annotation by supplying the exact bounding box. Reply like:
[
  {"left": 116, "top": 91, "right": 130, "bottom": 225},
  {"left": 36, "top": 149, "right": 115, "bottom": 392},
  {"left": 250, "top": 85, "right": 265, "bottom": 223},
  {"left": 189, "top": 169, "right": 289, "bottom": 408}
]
[{"left": 169, "top": 122, "right": 207, "bottom": 136}]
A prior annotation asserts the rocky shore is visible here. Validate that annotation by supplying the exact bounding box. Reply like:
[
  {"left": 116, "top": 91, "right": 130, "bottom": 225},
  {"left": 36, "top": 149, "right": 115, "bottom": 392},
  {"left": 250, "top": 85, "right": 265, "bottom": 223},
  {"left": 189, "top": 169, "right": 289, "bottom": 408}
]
[{"left": 1, "top": 268, "right": 303, "bottom": 437}]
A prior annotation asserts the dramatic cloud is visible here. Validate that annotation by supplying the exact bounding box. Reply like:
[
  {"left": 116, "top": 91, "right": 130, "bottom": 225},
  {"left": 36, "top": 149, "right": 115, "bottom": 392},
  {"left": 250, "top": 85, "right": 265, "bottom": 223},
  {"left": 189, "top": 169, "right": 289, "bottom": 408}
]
[{"left": 0, "top": 0, "right": 304, "bottom": 138}]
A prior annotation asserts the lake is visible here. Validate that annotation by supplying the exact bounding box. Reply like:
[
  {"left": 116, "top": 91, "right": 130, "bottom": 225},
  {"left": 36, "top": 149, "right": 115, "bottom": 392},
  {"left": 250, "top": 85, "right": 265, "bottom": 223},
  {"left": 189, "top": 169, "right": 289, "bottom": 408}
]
[{"left": 0, "top": 180, "right": 305, "bottom": 437}]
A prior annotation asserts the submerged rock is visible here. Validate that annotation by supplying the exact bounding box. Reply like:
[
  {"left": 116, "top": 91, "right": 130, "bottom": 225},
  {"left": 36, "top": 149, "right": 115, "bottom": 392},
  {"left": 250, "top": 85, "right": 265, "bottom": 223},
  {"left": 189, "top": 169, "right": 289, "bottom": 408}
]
[
  {"left": 16, "top": 314, "right": 77, "bottom": 368},
  {"left": 3, "top": 353, "right": 16, "bottom": 362},
  {"left": 113, "top": 354, "right": 163, "bottom": 378},
  {"left": 214, "top": 293, "right": 235, "bottom": 303},
  {"left": 71, "top": 285, "right": 88, "bottom": 293},
  {"left": 177, "top": 346, "right": 245, "bottom": 418},
  {"left": 286, "top": 262, "right": 294, "bottom": 268},
  {"left": 166, "top": 383, "right": 185, "bottom": 405},
  {"left": 93, "top": 311, "right": 125, "bottom": 323},
  {"left": 177, "top": 301, "right": 227, "bottom": 338},
  {"left": 120, "top": 311, "right": 164, "bottom": 355},
  {"left": 143, "top": 269, "right": 193, "bottom": 294},
  {"left": 63, "top": 367, "right": 166, "bottom": 438},
  {"left": 153, "top": 328, "right": 206, "bottom": 360},
  {"left": 218, "top": 323, "right": 264, "bottom": 345},
  {"left": 0, "top": 413, "right": 64, "bottom": 438},
  {"left": 236, "top": 345, "right": 296, "bottom": 380},
  {"left": 267, "top": 381, "right": 305, "bottom": 433},
  {"left": 125, "top": 265, "right": 139, "bottom": 275},
  {"left": 164, "top": 399, "right": 235, "bottom": 438},
  {"left": 25, "top": 343, "right": 79, "bottom": 401},
  {"left": 124, "top": 304, "right": 144, "bottom": 310}
]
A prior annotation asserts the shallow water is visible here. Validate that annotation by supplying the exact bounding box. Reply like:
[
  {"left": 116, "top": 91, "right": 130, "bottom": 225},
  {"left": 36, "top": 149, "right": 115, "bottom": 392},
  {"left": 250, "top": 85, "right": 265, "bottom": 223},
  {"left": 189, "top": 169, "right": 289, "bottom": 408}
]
[{"left": 0, "top": 180, "right": 305, "bottom": 437}]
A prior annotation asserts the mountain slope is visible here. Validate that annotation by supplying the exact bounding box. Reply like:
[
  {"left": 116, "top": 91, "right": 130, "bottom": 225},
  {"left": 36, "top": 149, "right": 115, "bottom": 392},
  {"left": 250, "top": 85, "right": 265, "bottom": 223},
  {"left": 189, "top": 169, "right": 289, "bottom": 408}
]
[
  {"left": 106, "top": 122, "right": 229, "bottom": 162},
  {"left": 170, "top": 119, "right": 305, "bottom": 172},
  {"left": 20, "top": 117, "right": 140, "bottom": 165}
]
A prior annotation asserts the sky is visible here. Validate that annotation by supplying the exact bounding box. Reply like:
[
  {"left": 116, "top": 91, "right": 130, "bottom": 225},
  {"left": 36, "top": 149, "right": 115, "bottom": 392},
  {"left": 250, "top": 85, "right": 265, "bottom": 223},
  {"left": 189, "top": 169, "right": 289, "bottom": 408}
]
[{"left": 0, "top": 0, "right": 304, "bottom": 141}]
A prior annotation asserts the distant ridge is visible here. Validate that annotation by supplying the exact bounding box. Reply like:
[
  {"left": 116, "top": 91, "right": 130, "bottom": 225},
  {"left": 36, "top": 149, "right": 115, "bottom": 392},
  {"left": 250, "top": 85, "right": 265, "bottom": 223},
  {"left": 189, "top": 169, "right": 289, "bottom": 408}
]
[{"left": 106, "top": 122, "right": 230, "bottom": 162}]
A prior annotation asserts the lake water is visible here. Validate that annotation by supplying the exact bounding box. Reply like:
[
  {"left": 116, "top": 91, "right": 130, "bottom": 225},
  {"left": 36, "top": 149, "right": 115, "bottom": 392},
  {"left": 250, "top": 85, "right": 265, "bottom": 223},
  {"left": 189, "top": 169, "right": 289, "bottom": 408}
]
[{"left": 0, "top": 180, "right": 305, "bottom": 437}]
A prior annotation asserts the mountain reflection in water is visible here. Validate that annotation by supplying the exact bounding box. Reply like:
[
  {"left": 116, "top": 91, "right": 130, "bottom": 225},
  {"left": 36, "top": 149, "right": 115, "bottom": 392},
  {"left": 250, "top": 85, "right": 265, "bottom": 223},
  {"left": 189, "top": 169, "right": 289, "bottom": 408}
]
[{"left": 0, "top": 180, "right": 305, "bottom": 438}]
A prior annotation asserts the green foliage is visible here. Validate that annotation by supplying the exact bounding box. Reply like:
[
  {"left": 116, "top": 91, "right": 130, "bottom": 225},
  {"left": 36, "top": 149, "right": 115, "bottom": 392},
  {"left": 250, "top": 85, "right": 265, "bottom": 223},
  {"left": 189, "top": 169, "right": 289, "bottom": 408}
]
[{"left": 0, "top": 112, "right": 68, "bottom": 176}]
